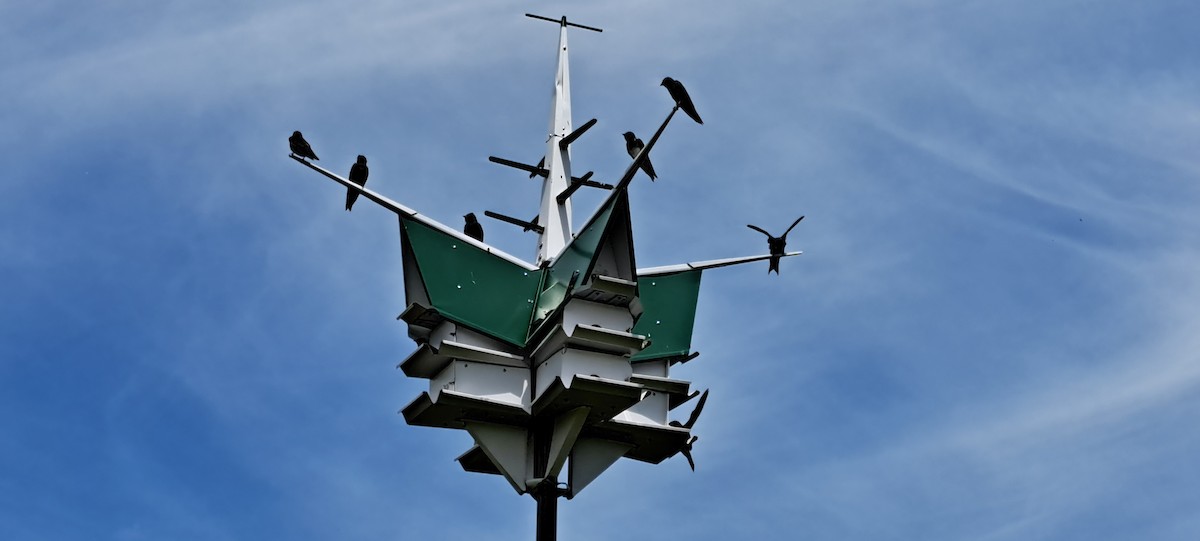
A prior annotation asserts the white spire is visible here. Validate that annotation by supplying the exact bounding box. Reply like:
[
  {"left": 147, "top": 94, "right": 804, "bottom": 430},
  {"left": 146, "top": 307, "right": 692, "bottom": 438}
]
[{"left": 535, "top": 21, "right": 574, "bottom": 266}]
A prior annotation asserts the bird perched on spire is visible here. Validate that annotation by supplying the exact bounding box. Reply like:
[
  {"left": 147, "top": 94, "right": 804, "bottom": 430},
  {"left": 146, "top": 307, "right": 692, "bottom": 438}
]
[
  {"left": 345, "top": 155, "right": 369, "bottom": 211},
  {"left": 463, "top": 213, "right": 484, "bottom": 242},
  {"left": 747, "top": 216, "right": 804, "bottom": 275},
  {"left": 289, "top": 131, "right": 318, "bottom": 161},
  {"left": 661, "top": 77, "right": 703, "bottom": 125},
  {"left": 623, "top": 131, "right": 657, "bottom": 181}
]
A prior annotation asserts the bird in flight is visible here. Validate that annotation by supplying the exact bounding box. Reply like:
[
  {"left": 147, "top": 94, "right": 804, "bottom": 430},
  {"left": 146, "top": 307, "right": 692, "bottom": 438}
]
[
  {"left": 679, "top": 435, "right": 699, "bottom": 471},
  {"left": 747, "top": 216, "right": 804, "bottom": 275},
  {"left": 463, "top": 213, "right": 484, "bottom": 242},
  {"left": 289, "top": 131, "right": 318, "bottom": 161},
  {"left": 623, "top": 131, "right": 657, "bottom": 181},
  {"left": 670, "top": 389, "right": 709, "bottom": 430},
  {"left": 661, "top": 77, "right": 703, "bottom": 125},
  {"left": 670, "top": 389, "right": 709, "bottom": 471},
  {"left": 345, "top": 155, "right": 368, "bottom": 211}
]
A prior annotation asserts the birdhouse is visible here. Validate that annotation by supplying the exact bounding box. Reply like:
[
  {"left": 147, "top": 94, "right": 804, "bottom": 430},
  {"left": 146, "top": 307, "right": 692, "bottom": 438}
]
[
  {"left": 289, "top": 12, "right": 800, "bottom": 539},
  {"left": 394, "top": 185, "right": 713, "bottom": 496}
]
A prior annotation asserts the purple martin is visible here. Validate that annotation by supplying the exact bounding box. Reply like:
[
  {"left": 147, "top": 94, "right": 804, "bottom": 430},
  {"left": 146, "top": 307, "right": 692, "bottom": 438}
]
[
  {"left": 345, "top": 155, "right": 368, "bottom": 211},
  {"left": 661, "top": 77, "right": 703, "bottom": 125},
  {"left": 464, "top": 213, "right": 484, "bottom": 242},
  {"left": 747, "top": 216, "right": 804, "bottom": 275},
  {"left": 530, "top": 157, "right": 545, "bottom": 178},
  {"left": 669, "top": 389, "right": 708, "bottom": 430},
  {"left": 623, "top": 131, "right": 657, "bottom": 181},
  {"left": 289, "top": 131, "right": 318, "bottom": 161},
  {"left": 679, "top": 435, "right": 699, "bottom": 471},
  {"left": 670, "top": 390, "right": 708, "bottom": 471}
]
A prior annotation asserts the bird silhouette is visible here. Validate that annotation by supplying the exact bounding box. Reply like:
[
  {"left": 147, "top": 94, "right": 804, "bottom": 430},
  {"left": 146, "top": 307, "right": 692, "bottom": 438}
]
[
  {"left": 623, "top": 131, "right": 657, "bottom": 181},
  {"left": 670, "top": 389, "right": 708, "bottom": 430},
  {"left": 679, "top": 435, "right": 699, "bottom": 471},
  {"left": 345, "top": 155, "right": 368, "bottom": 211},
  {"left": 464, "top": 213, "right": 484, "bottom": 242},
  {"left": 530, "top": 157, "right": 545, "bottom": 178},
  {"left": 661, "top": 77, "right": 703, "bottom": 125},
  {"left": 747, "top": 216, "right": 804, "bottom": 275},
  {"left": 289, "top": 131, "right": 318, "bottom": 161}
]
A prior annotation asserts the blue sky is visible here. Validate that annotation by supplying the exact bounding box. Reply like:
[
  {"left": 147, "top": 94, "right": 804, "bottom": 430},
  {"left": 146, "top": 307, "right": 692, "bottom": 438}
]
[{"left": 3, "top": 1, "right": 1199, "bottom": 539}]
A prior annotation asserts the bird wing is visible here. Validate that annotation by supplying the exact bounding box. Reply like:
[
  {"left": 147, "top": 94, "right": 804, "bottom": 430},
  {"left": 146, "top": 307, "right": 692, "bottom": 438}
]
[
  {"left": 666, "top": 79, "right": 686, "bottom": 101},
  {"left": 684, "top": 389, "right": 709, "bottom": 428},
  {"left": 682, "top": 447, "right": 695, "bottom": 471},
  {"left": 348, "top": 164, "right": 368, "bottom": 184},
  {"left": 642, "top": 155, "right": 657, "bottom": 179},
  {"left": 294, "top": 138, "right": 316, "bottom": 160},
  {"left": 783, "top": 215, "right": 805, "bottom": 237},
  {"left": 746, "top": 224, "right": 772, "bottom": 237}
]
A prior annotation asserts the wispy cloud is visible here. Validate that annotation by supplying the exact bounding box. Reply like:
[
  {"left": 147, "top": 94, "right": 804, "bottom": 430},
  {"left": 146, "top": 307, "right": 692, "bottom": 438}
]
[{"left": 5, "top": 0, "right": 1200, "bottom": 539}]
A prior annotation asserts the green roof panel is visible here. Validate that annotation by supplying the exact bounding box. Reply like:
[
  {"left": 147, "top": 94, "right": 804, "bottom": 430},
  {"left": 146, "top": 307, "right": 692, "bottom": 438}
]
[
  {"left": 631, "top": 269, "right": 703, "bottom": 362},
  {"left": 533, "top": 197, "right": 617, "bottom": 324},
  {"left": 401, "top": 218, "right": 544, "bottom": 346}
]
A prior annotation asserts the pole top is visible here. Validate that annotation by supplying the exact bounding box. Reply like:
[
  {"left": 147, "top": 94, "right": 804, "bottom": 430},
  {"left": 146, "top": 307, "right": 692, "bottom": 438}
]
[{"left": 525, "top": 13, "right": 603, "bottom": 32}]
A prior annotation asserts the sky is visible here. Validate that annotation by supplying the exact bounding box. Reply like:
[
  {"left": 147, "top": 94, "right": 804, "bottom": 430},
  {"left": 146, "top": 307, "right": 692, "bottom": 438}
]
[{"left": 3, "top": 0, "right": 1200, "bottom": 539}]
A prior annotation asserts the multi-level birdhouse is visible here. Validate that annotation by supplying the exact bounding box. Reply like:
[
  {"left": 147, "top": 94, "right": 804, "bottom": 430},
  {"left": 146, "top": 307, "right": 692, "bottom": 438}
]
[
  {"left": 290, "top": 13, "right": 798, "bottom": 538},
  {"left": 394, "top": 185, "right": 717, "bottom": 497}
]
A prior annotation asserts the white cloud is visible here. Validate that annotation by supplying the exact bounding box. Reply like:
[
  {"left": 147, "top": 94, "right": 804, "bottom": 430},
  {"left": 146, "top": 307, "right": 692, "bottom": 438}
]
[{"left": 6, "top": 1, "right": 1200, "bottom": 539}]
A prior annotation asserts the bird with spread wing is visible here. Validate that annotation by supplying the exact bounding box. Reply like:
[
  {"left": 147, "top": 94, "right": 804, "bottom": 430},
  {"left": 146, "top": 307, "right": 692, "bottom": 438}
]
[{"left": 747, "top": 216, "right": 804, "bottom": 275}]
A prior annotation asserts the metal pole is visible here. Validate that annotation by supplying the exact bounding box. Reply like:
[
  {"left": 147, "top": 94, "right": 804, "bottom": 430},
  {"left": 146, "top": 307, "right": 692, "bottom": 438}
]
[
  {"left": 534, "top": 481, "right": 558, "bottom": 541},
  {"left": 532, "top": 415, "right": 558, "bottom": 541}
]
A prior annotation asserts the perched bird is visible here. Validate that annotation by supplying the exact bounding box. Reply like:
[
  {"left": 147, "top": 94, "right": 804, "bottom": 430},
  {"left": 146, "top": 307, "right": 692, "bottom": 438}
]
[
  {"left": 623, "top": 131, "right": 657, "bottom": 181},
  {"left": 530, "top": 157, "right": 545, "bottom": 178},
  {"left": 289, "top": 131, "right": 318, "bottom": 160},
  {"left": 661, "top": 77, "right": 703, "bottom": 125},
  {"left": 345, "top": 155, "right": 369, "bottom": 211},
  {"left": 747, "top": 216, "right": 804, "bottom": 275},
  {"left": 464, "top": 213, "right": 484, "bottom": 242}
]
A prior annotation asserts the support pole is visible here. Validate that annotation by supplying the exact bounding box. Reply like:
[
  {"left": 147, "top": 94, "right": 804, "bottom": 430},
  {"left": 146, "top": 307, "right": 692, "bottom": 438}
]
[
  {"left": 531, "top": 419, "right": 559, "bottom": 541},
  {"left": 534, "top": 481, "right": 558, "bottom": 541}
]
